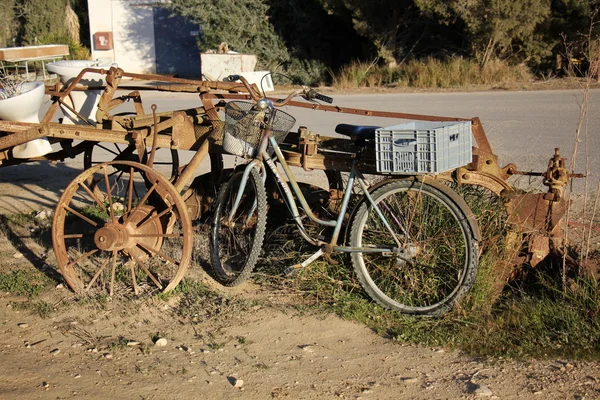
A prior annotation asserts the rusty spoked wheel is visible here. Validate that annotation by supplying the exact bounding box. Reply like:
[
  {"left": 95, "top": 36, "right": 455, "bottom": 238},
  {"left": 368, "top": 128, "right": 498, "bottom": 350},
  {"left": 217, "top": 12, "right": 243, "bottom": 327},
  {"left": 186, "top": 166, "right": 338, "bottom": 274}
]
[{"left": 52, "top": 161, "right": 192, "bottom": 296}]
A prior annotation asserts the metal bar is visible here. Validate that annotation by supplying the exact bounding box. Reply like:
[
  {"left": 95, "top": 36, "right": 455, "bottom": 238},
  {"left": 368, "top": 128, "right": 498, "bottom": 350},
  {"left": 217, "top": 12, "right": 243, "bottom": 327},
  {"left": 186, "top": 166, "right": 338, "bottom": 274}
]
[{"left": 173, "top": 138, "right": 210, "bottom": 193}]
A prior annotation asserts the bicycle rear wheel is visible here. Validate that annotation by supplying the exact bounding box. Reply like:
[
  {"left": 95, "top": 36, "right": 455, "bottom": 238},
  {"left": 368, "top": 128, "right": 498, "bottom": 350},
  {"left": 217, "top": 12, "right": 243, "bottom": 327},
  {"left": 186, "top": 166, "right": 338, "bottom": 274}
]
[
  {"left": 349, "top": 179, "right": 478, "bottom": 315},
  {"left": 210, "top": 168, "right": 267, "bottom": 286}
]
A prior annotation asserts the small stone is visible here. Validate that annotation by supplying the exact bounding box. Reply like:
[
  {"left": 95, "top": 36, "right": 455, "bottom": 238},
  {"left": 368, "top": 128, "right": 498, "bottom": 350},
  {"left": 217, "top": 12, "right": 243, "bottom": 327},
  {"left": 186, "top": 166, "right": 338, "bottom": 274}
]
[
  {"left": 69, "top": 321, "right": 78, "bottom": 326},
  {"left": 55, "top": 284, "right": 64, "bottom": 289},
  {"left": 127, "top": 341, "right": 140, "bottom": 347},
  {"left": 228, "top": 376, "right": 244, "bottom": 388},
  {"left": 434, "top": 348, "right": 445, "bottom": 353},
  {"left": 299, "top": 344, "right": 315, "bottom": 353},
  {"left": 469, "top": 383, "right": 493, "bottom": 397},
  {"left": 104, "top": 353, "right": 113, "bottom": 359},
  {"left": 13, "top": 252, "right": 24, "bottom": 259},
  {"left": 24, "top": 341, "right": 31, "bottom": 348},
  {"left": 154, "top": 338, "right": 168, "bottom": 347},
  {"left": 42, "top": 381, "right": 49, "bottom": 388},
  {"left": 34, "top": 210, "right": 52, "bottom": 221},
  {"left": 74, "top": 374, "right": 81, "bottom": 379},
  {"left": 17, "top": 323, "right": 29, "bottom": 329},
  {"left": 50, "top": 348, "right": 60, "bottom": 356},
  {"left": 402, "top": 377, "right": 419, "bottom": 384}
]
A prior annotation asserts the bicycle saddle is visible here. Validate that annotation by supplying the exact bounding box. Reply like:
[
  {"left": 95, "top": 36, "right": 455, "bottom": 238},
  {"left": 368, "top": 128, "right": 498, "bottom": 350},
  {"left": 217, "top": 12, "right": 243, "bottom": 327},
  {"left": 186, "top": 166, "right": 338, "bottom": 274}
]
[{"left": 335, "top": 124, "right": 379, "bottom": 145}]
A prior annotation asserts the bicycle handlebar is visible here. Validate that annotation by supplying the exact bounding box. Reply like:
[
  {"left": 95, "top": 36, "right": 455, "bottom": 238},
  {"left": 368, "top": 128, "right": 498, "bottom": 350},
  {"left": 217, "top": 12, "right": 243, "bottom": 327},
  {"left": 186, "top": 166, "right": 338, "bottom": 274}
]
[{"left": 224, "top": 74, "right": 334, "bottom": 106}]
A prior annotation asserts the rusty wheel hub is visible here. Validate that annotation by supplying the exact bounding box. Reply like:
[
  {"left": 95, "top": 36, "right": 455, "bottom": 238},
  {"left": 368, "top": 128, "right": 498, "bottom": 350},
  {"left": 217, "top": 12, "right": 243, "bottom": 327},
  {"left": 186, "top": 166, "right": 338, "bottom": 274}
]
[
  {"left": 94, "top": 223, "right": 129, "bottom": 251},
  {"left": 93, "top": 205, "right": 164, "bottom": 255}
]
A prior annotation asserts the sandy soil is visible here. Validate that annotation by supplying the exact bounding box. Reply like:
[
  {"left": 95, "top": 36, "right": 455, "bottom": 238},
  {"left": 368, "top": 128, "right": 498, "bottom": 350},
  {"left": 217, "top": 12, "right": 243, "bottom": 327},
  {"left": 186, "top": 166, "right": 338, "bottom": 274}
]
[{"left": 1, "top": 230, "right": 599, "bottom": 400}]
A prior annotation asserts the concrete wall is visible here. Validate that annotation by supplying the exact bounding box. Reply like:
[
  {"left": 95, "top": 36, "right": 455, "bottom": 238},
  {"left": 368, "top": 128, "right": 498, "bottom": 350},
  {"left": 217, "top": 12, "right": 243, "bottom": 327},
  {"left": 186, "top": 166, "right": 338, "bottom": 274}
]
[{"left": 87, "top": 0, "right": 157, "bottom": 74}]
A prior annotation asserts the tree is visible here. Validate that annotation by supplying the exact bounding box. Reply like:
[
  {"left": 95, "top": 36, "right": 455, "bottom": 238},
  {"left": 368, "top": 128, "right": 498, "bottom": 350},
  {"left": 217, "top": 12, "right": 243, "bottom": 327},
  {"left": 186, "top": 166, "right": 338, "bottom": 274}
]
[
  {"left": 0, "top": 0, "right": 18, "bottom": 48},
  {"left": 17, "top": 0, "right": 68, "bottom": 45},
  {"left": 170, "top": 0, "right": 290, "bottom": 71},
  {"left": 415, "top": 0, "right": 551, "bottom": 67}
]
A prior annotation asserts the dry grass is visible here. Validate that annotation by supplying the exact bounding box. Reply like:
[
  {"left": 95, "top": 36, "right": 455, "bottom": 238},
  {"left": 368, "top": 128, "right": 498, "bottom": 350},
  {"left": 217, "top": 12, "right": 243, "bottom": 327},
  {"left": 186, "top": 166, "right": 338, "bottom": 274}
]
[{"left": 332, "top": 57, "right": 532, "bottom": 89}]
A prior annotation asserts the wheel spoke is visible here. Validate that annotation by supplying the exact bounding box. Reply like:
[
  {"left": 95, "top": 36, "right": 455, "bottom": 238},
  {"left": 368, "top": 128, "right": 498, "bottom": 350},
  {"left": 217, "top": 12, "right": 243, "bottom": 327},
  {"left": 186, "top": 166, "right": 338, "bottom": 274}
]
[
  {"left": 136, "top": 205, "right": 174, "bottom": 230},
  {"left": 131, "top": 253, "right": 164, "bottom": 289},
  {"left": 109, "top": 251, "right": 117, "bottom": 296},
  {"left": 128, "top": 260, "right": 140, "bottom": 295},
  {"left": 103, "top": 166, "right": 116, "bottom": 222},
  {"left": 86, "top": 256, "right": 111, "bottom": 290},
  {"left": 66, "top": 248, "right": 98, "bottom": 270},
  {"left": 60, "top": 233, "right": 92, "bottom": 239},
  {"left": 63, "top": 205, "right": 98, "bottom": 227},
  {"left": 126, "top": 166, "right": 134, "bottom": 216},
  {"left": 78, "top": 181, "right": 108, "bottom": 212},
  {"left": 96, "top": 143, "right": 119, "bottom": 156},
  {"left": 136, "top": 241, "right": 180, "bottom": 265},
  {"left": 130, "top": 233, "right": 183, "bottom": 238}
]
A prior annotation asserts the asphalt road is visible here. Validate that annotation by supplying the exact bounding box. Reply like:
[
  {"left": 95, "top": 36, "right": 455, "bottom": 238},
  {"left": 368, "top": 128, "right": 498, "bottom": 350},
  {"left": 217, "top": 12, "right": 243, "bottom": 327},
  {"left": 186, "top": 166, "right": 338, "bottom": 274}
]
[{"left": 0, "top": 88, "right": 597, "bottom": 214}]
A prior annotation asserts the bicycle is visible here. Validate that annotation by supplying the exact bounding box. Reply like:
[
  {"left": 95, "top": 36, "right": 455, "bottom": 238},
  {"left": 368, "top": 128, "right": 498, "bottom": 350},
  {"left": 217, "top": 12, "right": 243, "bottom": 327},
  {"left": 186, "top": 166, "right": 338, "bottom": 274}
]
[{"left": 209, "top": 75, "right": 480, "bottom": 315}]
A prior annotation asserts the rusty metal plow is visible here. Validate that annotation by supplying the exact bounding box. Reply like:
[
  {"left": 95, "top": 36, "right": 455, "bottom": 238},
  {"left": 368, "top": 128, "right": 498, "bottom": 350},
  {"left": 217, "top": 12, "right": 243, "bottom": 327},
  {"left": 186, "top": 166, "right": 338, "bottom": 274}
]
[{"left": 0, "top": 66, "right": 582, "bottom": 295}]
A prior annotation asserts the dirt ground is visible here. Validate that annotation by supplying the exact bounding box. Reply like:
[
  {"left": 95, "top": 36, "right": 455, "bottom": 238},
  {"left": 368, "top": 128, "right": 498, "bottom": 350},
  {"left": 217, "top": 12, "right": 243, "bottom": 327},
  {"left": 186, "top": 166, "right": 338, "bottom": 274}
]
[
  {"left": 1, "top": 80, "right": 599, "bottom": 399},
  {"left": 1, "top": 219, "right": 600, "bottom": 400}
]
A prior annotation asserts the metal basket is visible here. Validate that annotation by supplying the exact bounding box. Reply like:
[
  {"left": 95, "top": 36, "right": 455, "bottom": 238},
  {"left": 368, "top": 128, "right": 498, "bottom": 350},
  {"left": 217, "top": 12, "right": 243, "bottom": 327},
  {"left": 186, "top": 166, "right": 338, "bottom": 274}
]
[{"left": 223, "top": 101, "right": 296, "bottom": 158}]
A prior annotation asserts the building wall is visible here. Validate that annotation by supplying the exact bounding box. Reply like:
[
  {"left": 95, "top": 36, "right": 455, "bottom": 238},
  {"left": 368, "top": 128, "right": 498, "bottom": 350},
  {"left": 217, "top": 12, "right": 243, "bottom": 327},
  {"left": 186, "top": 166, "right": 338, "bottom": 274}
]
[{"left": 87, "top": 0, "right": 157, "bottom": 74}]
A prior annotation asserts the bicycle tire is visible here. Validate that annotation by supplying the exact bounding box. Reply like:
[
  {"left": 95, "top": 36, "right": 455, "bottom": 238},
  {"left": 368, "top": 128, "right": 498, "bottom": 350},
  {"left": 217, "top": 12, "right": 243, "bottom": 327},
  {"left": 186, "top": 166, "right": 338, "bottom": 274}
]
[
  {"left": 210, "top": 168, "right": 267, "bottom": 286},
  {"left": 349, "top": 179, "right": 478, "bottom": 315}
]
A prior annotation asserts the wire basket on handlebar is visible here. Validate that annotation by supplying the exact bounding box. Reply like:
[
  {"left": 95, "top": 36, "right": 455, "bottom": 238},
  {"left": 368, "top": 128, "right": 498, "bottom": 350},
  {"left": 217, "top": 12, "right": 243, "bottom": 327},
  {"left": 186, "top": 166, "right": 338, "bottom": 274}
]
[{"left": 223, "top": 101, "right": 296, "bottom": 158}]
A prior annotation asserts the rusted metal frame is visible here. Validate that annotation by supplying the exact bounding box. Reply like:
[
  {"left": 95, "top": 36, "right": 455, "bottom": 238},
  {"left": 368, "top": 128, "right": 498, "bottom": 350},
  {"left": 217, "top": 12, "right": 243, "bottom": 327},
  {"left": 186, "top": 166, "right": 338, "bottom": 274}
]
[
  {"left": 0, "top": 122, "right": 177, "bottom": 151},
  {"left": 41, "top": 67, "right": 112, "bottom": 124},
  {"left": 96, "top": 67, "right": 123, "bottom": 124},
  {"left": 57, "top": 96, "right": 95, "bottom": 126},
  {"left": 171, "top": 98, "right": 221, "bottom": 193},
  {"left": 114, "top": 68, "right": 261, "bottom": 94},
  {"left": 103, "top": 91, "right": 144, "bottom": 114}
]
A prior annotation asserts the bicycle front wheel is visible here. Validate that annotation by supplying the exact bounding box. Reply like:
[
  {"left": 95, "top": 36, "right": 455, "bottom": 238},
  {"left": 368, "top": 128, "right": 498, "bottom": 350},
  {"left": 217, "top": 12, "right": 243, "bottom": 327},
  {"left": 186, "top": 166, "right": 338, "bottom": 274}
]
[
  {"left": 349, "top": 179, "right": 478, "bottom": 315},
  {"left": 210, "top": 168, "right": 267, "bottom": 286}
]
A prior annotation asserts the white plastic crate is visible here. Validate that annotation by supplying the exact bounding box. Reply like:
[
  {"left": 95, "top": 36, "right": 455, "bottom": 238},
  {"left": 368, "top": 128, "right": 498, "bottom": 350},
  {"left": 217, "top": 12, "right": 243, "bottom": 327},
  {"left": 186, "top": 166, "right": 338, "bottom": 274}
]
[{"left": 375, "top": 121, "right": 472, "bottom": 174}]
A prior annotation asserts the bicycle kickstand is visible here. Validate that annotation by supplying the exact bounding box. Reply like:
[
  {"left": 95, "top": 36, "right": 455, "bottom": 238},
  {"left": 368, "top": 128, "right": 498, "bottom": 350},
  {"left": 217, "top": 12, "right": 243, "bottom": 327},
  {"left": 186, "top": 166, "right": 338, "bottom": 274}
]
[{"left": 284, "top": 248, "right": 324, "bottom": 276}]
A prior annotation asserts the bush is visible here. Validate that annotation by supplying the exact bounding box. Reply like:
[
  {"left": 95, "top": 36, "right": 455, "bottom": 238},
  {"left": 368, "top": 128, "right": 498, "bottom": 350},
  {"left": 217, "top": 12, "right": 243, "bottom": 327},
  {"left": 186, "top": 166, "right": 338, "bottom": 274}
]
[{"left": 37, "top": 33, "right": 90, "bottom": 60}]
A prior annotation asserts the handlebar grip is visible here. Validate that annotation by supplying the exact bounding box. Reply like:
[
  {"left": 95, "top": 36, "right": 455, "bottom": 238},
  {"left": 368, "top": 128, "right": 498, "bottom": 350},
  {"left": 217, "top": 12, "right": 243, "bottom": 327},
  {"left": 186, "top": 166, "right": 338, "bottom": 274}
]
[
  {"left": 314, "top": 92, "right": 333, "bottom": 104},
  {"left": 224, "top": 74, "right": 241, "bottom": 82},
  {"left": 306, "top": 89, "right": 333, "bottom": 103}
]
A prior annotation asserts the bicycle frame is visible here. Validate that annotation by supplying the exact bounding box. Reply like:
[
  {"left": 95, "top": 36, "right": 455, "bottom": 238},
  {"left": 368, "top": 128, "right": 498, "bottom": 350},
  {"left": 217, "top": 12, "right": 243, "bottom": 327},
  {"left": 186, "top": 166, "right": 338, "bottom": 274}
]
[{"left": 226, "top": 120, "right": 410, "bottom": 270}]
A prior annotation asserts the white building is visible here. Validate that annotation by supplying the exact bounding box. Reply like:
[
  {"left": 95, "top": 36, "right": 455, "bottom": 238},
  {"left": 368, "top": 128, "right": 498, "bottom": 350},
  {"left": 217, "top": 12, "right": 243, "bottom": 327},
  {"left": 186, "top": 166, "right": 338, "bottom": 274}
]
[{"left": 87, "top": 0, "right": 200, "bottom": 77}]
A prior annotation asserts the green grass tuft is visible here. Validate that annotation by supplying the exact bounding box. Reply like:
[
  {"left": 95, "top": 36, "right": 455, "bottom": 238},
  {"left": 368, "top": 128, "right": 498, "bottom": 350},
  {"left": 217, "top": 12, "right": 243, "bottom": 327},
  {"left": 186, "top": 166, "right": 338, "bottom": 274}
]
[{"left": 0, "top": 270, "right": 53, "bottom": 297}]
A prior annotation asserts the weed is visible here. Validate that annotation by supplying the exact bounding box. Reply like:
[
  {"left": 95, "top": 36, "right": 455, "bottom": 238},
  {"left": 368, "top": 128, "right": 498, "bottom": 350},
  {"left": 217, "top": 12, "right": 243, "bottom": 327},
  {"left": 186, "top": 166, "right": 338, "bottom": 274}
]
[
  {"left": 259, "top": 176, "right": 600, "bottom": 358},
  {"left": 207, "top": 342, "right": 225, "bottom": 350},
  {"left": 11, "top": 299, "right": 55, "bottom": 318},
  {"left": 175, "top": 280, "right": 250, "bottom": 321},
  {"left": 331, "top": 57, "right": 532, "bottom": 89},
  {"left": 107, "top": 336, "right": 130, "bottom": 353},
  {"left": 0, "top": 270, "right": 53, "bottom": 297}
]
